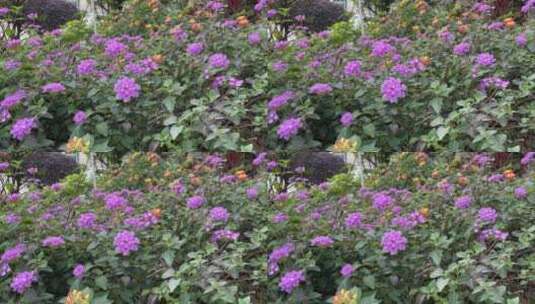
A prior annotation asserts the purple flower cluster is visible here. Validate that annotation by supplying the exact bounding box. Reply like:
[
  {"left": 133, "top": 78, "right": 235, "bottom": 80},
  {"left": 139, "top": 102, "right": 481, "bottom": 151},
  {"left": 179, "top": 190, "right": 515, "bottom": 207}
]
[
  {"left": 77, "top": 212, "right": 97, "bottom": 229},
  {"left": 475, "top": 52, "right": 496, "bottom": 66},
  {"left": 114, "top": 77, "right": 140, "bottom": 102},
  {"left": 479, "top": 77, "right": 509, "bottom": 91},
  {"left": 268, "top": 91, "right": 295, "bottom": 111},
  {"left": 248, "top": 32, "right": 262, "bottom": 45},
  {"left": 340, "top": 264, "right": 354, "bottom": 278},
  {"left": 10, "top": 271, "right": 37, "bottom": 294},
  {"left": 186, "top": 42, "right": 204, "bottom": 55},
  {"left": 1, "top": 89, "right": 26, "bottom": 109},
  {"left": 77, "top": 59, "right": 96, "bottom": 75},
  {"left": 104, "top": 193, "right": 128, "bottom": 210},
  {"left": 372, "top": 193, "right": 393, "bottom": 211},
  {"left": 209, "top": 206, "right": 230, "bottom": 222},
  {"left": 454, "top": 195, "right": 472, "bottom": 209},
  {"left": 381, "top": 77, "right": 407, "bottom": 103},
  {"left": 310, "top": 236, "right": 334, "bottom": 247},
  {"left": 73, "top": 264, "right": 85, "bottom": 279},
  {"left": 521, "top": 0, "right": 535, "bottom": 13},
  {"left": 114, "top": 230, "right": 140, "bottom": 256},
  {"left": 186, "top": 195, "right": 206, "bottom": 209},
  {"left": 279, "top": 270, "right": 305, "bottom": 294},
  {"left": 514, "top": 186, "right": 528, "bottom": 199},
  {"left": 479, "top": 228, "right": 508, "bottom": 242},
  {"left": 42, "top": 82, "right": 65, "bottom": 93},
  {"left": 104, "top": 39, "right": 127, "bottom": 58},
  {"left": 371, "top": 40, "right": 395, "bottom": 57},
  {"left": 73, "top": 111, "right": 87, "bottom": 125},
  {"left": 1, "top": 244, "right": 26, "bottom": 264},
  {"left": 268, "top": 243, "right": 294, "bottom": 275},
  {"left": 453, "top": 42, "right": 471, "bottom": 56},
  {"left": 211, "top": 229, "right": 240, "bottom": 242},
  {"left": 345, "top": 211, "right": 362, "bottom": 229},
  {"left": 277, "top": 117, "right": 302, "bottom": 141},
  {"left": 381, "top": 230, "right": 407, "bottom": 255},
  {"left": 42, "top": 236, "right": 65, "bottom": 248},
  {"left": 10, "top": 117, "right": 36, "bottom": 141},
  {"left": 246, "top": 187, "right": 259, "bottom": 199},
  {"left": 478, "top": 207, "right": 497, "bottom": 223},
  {"left": 124, "top": 212, "right": 159, "bottom": 230},
  {"left": 344, "top": 60, "right": 362, "bottom": 77},
  {"left": 208, "top": 53, "right": 230, "bottom": 70},
  {"left": 308, "top": 83, "right": 333, "bottom": 95}
]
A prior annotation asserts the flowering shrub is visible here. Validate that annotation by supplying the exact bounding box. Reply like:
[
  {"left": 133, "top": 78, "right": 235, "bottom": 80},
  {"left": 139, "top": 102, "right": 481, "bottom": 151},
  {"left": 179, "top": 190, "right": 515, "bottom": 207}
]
[
  {"left": 0, "top": 0, "right": 534, "bottom": 157},
  {"left": 0, "top": 152, "right": 534, "bottom": 302}
]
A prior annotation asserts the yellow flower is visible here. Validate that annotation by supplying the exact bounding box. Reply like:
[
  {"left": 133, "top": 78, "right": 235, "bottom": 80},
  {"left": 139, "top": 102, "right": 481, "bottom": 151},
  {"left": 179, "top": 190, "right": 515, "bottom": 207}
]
[
  {"left": 332, "top": 138, "right": 357, "bottom": 153},
  {"left": 65, "top": 289, "right": 90, "bottom": 304},
  {"left": 66, "top": 137, "right": 89, "bottom": 153},
  {"left": 333, "top": 289, "right": 358, "bottom": 304}
]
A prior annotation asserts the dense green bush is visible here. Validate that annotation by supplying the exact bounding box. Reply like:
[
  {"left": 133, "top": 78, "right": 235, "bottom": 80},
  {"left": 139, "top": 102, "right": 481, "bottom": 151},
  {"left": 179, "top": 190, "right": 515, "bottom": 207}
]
[
  {"left": 0, "top": 0, "right": 534, "bottom": 158},
  {"left": 0, "top": 152, "right": 534, "bottom": 303}
]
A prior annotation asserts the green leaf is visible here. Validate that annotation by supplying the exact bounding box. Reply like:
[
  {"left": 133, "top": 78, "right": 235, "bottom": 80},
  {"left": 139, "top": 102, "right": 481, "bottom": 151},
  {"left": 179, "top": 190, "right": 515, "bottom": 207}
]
[
  {"left": 163, "top": 97, "right": 176, "bottom": 112},
  {"left": 430, "top": 98, "right": 443, "bottom": 113},
  {"left": 92, "top": 294, "right": 113, "bottom": 304},
  {"left": 95, "top": 122, "right": 109, "bottom": 136},
  {"left": 95, "top": 276, "right": 108, "bottom": 290},
  {"left": 238, "top": 297, "right": 252, "bottom": 304},
  {"left": 363, "top": 275, "right": 376, "bottom": 289},
  {"left": 437, "top": 126, "right": 449, "bottom": 140},
  {"left": 163, "top": 115, "right": 177, "bottom": 126},
  {"left": 436, "top": 278, "right": 449, "bottom": 292},
  {"left": 170, "top": 125, "right": 183, "bottom": 140},
  {"left": 168, "top": 278, "right": 180, "bottom": 292},
  {"left": 430, "top": 250, "right": 442, "bottom": 266},
  {"left": 92, "top": 141, "right": 113, "bottom": 153},
  {"left": 162, "top": 250, "right": 175, "bottom": 267}
]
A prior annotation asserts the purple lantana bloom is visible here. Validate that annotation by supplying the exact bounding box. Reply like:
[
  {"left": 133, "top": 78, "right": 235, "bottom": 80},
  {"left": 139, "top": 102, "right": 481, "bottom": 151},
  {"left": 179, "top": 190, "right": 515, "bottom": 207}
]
[
  {"left": 279, "top": 270, "right": 305, "bottom": 294},
  {"left": 41, "top": 83, "right": 65, "bottom": 93},
  {"left": 114, "top": 230, "right": 140, "bottom": 256},
  {"left": 344, "top": 60, "right": 362, "bottom": 77},
  {"left": 73, "top": 264, "right": 85, "bottom": 279},
  {"left": 73, "top": 111, "right": 87, "bottom": 125},
  {"left": 340, "top": 112, "right": 353, "bottom": 127},
  {"left": 277, "top": 117, "right": 302, "bottom": 141},
  {"left": 340, "top": 264, "right": 354, "bottom": 278},
  {"left": 42, "top": 236, "right": 65, "bottom": 248},
  {"left": 475, "top": 52, "right": 496, "bottom": 66},
  {"left": 208, "top": 53, "right": 230, "bottom": 70},
  {"left": 10, "top": 117, "right": 36, "bottom": 141},
  {"left": 10, "top": 271, "right": 37, "bottom": 294},
  {"left": 186, "top": 42, "right": 204, "bottom": 55},
  {"left": 187, "top": 195, "right": 205, "bottom": 209},
  {"left": 310, "top": 236, "right": 334, "bottom": 247},
  {"left": 209, "top": 206, "right": 230, "bottom": 222},
  {"left": 114, "top": 76, "right": 140, "bottom": 102},
  {"left": 309, "top": 83, "right": 332, "bottom": 95},
  {"left": 478, "top": 207, "right": 497, "bottom": 223},
  {"left": 381, "top": 77, "right": 407, "bottom": 103},
  {"left": 381, "top": 230, "right": 407, "bottom": 255}
]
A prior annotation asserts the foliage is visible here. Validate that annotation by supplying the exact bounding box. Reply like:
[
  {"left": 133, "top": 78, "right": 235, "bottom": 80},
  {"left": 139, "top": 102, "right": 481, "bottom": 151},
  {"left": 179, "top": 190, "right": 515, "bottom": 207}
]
[
  {"left": 0, "top": 152, "right": 534, "bottom": 303},
  {"left": 0, "top": 1, "right": 534, "bottom": 158}
]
